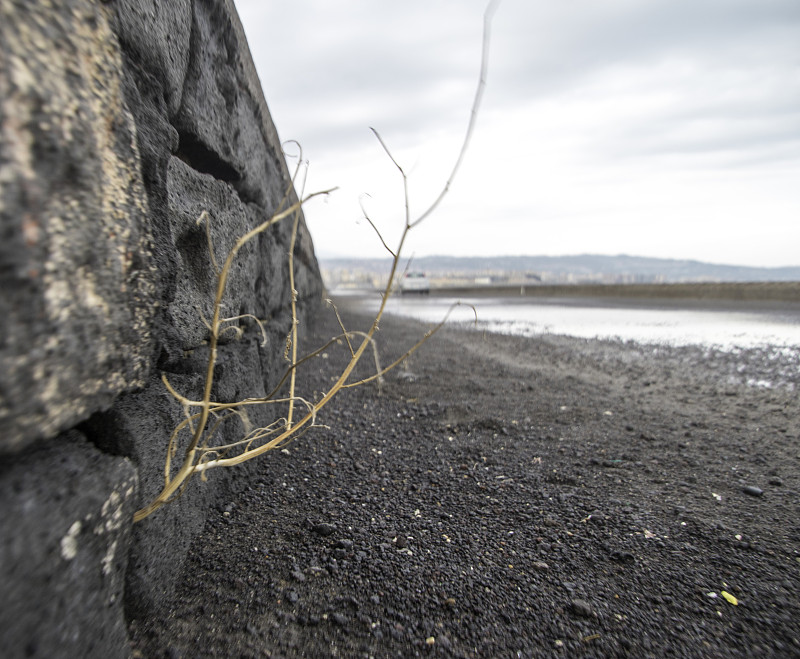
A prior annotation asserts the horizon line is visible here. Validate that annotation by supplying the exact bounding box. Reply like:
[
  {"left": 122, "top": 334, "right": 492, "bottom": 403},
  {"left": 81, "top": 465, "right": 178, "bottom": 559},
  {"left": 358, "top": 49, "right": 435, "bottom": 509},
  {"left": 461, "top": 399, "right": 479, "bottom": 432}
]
[{"left": 316, "top": 253, "right": 800, "bottom": 270}]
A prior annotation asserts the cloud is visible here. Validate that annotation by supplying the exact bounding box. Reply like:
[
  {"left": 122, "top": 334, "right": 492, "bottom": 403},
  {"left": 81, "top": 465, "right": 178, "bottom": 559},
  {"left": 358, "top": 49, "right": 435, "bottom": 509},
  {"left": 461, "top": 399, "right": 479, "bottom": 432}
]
[{"left": 236, "top": 0, "right": 800, "bottom": 267}]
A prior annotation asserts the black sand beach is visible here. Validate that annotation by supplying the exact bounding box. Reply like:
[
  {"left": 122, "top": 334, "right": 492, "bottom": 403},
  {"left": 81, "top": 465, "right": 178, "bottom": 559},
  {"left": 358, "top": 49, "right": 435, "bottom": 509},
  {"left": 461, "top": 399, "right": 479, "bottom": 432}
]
[{"left": 129, "top": 301, "right": 800, "bottom": 658}]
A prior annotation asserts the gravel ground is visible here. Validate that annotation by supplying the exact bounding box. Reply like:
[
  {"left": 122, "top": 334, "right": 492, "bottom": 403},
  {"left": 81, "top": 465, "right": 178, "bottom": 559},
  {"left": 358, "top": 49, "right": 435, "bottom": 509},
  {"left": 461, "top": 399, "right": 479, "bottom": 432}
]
[{"left": 129, "top": 302, "right": 800, "bottom": 658}]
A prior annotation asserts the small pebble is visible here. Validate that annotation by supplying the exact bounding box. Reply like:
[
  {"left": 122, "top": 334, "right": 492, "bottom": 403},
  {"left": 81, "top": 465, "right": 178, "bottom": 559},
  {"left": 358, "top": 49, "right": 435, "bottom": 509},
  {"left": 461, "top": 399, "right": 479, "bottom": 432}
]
[
  {"left": 742, "top": 485, "right": 763, "bottom": 497},
  {"left": 312, "top": 523, "right": 336, "bottom": 537},
  {"left": 570, "top": 599, "right": 593, "bottom": 617},
  {"left": 611, "top": 550, "right": 635, "bottom": 564}
]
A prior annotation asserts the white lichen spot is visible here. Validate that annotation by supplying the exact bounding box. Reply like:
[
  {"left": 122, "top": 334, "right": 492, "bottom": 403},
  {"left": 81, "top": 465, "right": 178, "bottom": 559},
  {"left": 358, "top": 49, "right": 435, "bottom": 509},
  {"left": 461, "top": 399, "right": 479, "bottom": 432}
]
[
  {"left": 4, "top": 0, "right": 156, "bottom": 449},
  {"left": 60, "top": 520, "right": 82, "bottom": 561},
  {"left": 100, "top": 489, "right": 125, "bottom": 533},
  {"left": 101, "top": 539, "right": 118, "bottom": 576}
]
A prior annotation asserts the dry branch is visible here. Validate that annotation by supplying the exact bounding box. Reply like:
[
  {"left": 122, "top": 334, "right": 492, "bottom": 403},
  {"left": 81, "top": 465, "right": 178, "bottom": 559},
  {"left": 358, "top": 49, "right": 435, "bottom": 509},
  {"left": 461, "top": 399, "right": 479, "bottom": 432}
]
[{"left": 133, "top": 2, "right": 498, "bottom": 522}]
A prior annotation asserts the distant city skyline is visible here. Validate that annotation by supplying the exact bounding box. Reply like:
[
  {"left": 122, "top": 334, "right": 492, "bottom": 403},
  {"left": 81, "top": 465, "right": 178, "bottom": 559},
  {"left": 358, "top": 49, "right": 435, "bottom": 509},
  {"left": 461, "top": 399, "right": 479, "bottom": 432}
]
[{"left": 236, "top": 0, "right": 800, "bottom": 268}]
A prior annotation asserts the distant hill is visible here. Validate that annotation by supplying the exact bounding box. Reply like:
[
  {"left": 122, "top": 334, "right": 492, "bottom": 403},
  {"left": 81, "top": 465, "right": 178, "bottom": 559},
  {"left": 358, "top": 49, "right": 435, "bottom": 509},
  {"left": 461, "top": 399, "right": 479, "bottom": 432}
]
[{"left": 320, "top": 254, "right": 800, "bottom": 284}]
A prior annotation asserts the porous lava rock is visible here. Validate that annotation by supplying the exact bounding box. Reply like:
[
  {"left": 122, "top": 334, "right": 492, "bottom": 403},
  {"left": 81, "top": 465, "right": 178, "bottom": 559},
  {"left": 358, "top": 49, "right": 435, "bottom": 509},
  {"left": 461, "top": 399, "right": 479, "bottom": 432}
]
[{"left": 0, "top": 1, "right": 321, "bottom": 656}]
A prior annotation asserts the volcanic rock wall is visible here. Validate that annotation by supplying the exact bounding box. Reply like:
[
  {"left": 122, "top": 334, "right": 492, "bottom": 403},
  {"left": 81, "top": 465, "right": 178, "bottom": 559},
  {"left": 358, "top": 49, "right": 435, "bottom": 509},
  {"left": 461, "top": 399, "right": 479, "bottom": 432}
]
[{"left": 0, "top": 1, "right": 322, "bottom": 656}]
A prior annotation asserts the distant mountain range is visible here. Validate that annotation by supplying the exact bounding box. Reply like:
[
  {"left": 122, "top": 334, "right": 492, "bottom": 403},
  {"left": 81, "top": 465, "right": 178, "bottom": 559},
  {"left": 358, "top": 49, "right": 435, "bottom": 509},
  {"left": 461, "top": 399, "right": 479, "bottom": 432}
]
[{"left": 319, "top": 254, "right": 800, "bottom": 284}]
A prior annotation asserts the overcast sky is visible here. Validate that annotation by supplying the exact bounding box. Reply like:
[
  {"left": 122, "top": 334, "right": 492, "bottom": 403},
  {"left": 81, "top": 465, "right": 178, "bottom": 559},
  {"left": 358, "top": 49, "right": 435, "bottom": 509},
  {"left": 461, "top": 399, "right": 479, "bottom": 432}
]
[{"left": 235, "top": 0, "right": 799, "bottom": 268}]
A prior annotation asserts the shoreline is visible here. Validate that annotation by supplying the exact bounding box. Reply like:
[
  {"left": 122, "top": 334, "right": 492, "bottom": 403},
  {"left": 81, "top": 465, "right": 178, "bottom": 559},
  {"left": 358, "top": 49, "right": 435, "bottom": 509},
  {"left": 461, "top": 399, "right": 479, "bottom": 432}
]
[
  {"left": 131, "top": 306, "right": 800, "bottom": 657},
  {"left": 335, "top": 290, "right": 800, "bottom": 354},
  {"left": 333, "top": 281, "right": 800, "bottom": 309},
  {"left": 430, "top": 280, "right": 800, "bottom": 304}
]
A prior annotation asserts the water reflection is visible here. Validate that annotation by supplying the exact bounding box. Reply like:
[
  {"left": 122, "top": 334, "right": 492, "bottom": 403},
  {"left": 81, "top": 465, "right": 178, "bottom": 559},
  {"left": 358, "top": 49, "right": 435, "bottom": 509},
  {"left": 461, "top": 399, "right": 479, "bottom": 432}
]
[{"left": 343, "top": 293, "right": 800, "bottom": 350}]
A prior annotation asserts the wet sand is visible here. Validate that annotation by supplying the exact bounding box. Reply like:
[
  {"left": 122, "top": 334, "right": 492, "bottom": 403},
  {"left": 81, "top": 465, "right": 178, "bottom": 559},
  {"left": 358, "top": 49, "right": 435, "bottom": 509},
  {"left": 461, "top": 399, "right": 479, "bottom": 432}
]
[{"left": 428, "top": 281, "right": 800, "bottom": 306}]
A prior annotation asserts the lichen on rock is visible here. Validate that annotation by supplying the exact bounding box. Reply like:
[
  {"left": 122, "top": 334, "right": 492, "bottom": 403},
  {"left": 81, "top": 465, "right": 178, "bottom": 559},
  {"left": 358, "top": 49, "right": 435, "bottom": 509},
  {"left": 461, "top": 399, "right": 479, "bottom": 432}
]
[{"left": 0, "top": 0, "right": 157, "bottom": 452}]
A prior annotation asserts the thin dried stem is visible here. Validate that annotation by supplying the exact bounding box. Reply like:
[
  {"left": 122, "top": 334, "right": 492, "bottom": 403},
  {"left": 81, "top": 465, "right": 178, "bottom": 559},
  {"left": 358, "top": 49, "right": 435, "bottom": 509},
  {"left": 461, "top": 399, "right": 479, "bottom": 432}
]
[
  {"left": 133, "top": 189, "right": 334, "bottom": 523},
  {"left": 411, "top": 0, "right": 499, "bottom": 228},
  {"left": 343, "top": 302, "right": 477, "bottom": 388},
  {"left": 326, "top": 299, "right": 355, "bottom": 356},
  {"left": 286, "top": 160, "right": 309, "bottom": 429},
  {"left": 342, "top": 331, "right": 385, "bottom": 390},
  {"left": 133, "top": 2, "right": 498, "bottom": 523},
  {"left": 220, "top": 314, "right": 269, "bottom": 347},
  {"left": 359, "top": 194, "right": 397, "bottom": 258}
]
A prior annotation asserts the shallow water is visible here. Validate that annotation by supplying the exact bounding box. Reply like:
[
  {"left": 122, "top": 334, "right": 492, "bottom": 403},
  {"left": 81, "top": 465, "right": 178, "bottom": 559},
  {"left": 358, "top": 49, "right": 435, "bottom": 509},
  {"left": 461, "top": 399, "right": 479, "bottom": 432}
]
[
  {"left": 339, "top": 291, "right": 800, "bottom": 350},
  {"left": 338, "top": 291, "right": 800, "bottom": 391}
]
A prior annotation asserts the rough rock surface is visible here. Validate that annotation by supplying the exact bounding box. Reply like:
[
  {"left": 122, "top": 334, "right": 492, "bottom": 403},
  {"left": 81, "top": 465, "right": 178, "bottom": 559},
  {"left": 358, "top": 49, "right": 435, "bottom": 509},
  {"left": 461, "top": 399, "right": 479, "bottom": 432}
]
[
  {"left": 0, "top": 1, "right": 321, "bottom": 657},
  {"left": 0, "top": 431, "right": 138, "bottom": 659},
  {"left": 0, "top": 0, "right": 157, "bottom": 452}
]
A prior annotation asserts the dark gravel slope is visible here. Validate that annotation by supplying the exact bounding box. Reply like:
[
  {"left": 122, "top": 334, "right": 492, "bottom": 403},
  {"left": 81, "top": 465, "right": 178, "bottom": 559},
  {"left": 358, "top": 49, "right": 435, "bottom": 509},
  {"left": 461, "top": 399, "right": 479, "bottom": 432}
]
[{"left": 130, "top": 303, "right": 800, "bottom": 658}]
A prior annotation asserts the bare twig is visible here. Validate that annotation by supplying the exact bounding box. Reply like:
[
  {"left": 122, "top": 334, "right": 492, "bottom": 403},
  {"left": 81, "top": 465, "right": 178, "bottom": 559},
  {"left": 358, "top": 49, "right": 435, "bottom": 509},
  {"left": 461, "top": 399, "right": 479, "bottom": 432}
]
[
  {"left": 359, "top": 193, "right": 397, "bottom": 258},
  {"left": 133, "top": 2, "right": 498, "bottom": 523}
]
